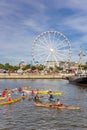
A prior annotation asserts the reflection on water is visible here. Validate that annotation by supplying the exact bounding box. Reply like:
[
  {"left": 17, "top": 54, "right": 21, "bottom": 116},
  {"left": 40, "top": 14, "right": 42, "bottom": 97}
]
[{"left": 0, "top": 79, "right": 87, "bottom": 130}]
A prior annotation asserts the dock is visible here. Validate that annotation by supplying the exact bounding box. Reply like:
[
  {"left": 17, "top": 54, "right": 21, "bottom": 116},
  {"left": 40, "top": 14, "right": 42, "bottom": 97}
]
[{"left": 0, "top": 73, "right": 74, "bottom": 79}]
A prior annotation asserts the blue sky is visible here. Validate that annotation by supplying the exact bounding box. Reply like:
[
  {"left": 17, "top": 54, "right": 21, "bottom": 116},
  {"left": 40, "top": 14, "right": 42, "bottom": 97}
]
[{"left": 0, "top": 0, "right": 87, "bottom": 65}]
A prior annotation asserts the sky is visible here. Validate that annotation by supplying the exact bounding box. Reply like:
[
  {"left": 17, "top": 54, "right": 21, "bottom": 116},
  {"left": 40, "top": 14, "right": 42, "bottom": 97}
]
[{"left": 0, "top": 0, "right": 87, "bottom": 65}]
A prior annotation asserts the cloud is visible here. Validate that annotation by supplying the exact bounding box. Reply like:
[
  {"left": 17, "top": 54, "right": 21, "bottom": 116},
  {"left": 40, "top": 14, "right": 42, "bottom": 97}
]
[
  {"left": 53, "top": 0, "right": 87, "bottom": 12},
  {"left": 63, "top": 15, "right": 87, "bottom": 33},
  {"left": 0, "top": 0, "right": 87, "bottom": 64}
]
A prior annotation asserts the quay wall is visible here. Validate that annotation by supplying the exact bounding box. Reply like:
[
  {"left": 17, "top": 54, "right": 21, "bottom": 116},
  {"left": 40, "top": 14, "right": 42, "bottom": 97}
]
[{"left": 0, "top": 73, "right": 74, "bottom": 79}]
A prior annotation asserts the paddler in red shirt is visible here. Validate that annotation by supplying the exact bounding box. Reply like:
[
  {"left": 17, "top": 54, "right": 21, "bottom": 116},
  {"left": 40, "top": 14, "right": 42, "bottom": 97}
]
[
  {"left": 31, "top": 90, "right": 35, "bottom": 95},
  {"left": 8, "top": 95, "right": 13, "bottom": 102},
  {"left": 2, "top": 90, "right": 6, "bottom": 97}
]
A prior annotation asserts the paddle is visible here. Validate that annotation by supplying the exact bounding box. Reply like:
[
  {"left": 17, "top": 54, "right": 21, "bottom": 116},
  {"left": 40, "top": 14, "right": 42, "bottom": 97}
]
[{"left": 28, "top": 95, "right": 44, "bottom": 101}]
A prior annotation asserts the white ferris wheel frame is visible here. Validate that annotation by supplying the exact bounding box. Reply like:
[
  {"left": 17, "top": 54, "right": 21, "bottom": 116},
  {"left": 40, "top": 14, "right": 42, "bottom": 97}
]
[{"left": 32, "top": 31, "right": 71, "bottom": 68}]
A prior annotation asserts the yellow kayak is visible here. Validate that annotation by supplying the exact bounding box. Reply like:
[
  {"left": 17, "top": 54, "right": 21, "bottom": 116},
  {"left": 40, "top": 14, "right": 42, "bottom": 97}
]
[
  {"left": 0, "top": 96, "right": 7, "bottom": 100},
  {"left": 37, "top": 91, "right": 62, "bottom": 96},
  {"left": 35, "top": 102, "right": 80, "bottom": 110},
  {"left": 0, "top": 98, "right": 21, "bottom": 105},
  {"left": 23, "top": 90, "right": 62, "bottom": 96},
  {"left": 23, "top": 86, "right": 31, "bottom": 90},
  {"left": 21, "top": 95, "right": 26, "bottom": 100}
]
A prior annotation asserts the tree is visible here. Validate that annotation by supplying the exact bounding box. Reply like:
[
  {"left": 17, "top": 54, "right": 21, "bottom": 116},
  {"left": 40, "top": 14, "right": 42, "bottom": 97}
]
[{"left": 0, "top": 64, "right": 4, "bottom": 69}]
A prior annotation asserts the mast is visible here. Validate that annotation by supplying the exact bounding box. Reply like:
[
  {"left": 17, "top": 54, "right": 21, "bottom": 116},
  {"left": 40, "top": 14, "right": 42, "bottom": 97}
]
[{"left": 79, "top": 47, "right": 83, "bottom": 71}]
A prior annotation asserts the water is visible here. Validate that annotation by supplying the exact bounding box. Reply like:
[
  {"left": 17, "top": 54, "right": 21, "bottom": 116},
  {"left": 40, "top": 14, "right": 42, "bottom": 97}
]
[{"left": 0, "top": 79, "right": 87, "bottom": 130}]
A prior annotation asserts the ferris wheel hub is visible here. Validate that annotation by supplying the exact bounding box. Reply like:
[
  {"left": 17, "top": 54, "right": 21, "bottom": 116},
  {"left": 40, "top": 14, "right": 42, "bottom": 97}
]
[{"left": 50, "top": 48, "right": 54, "bottom": 52}]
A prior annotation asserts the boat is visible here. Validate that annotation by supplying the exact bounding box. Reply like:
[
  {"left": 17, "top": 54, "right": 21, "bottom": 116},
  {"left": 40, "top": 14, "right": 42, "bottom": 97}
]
[
  {"left": 23, "top": 90, "right": 37, "bottom": 94},
  {"left": 37, "top": 91, "right": 62, "bottom": 96},
  {"left": 68, "top": 73, "right": 87, "bottom": 86},
  {"left": 21, "top": 95, "right": 26, "bottom": 100},
  {"left": 23, "top": 89, "right": 62, "bottom": 96},
  {"left": 0, "top": 97, "right": 21, "bottom": 105},
  {"left": 35, "top": 102, "right": 80, "bottom": 110},
  {"left": 68, "top": 47, "right": 87, "bottom": 87},
  {"left": 0, "top": 96, "right": 7, "bottom": 100},
  {"left": 23, "top": 86, "right": 31, "bottom": 90}
]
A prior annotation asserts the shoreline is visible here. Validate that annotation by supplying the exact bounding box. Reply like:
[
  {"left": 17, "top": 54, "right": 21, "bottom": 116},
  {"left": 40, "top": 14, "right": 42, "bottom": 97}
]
[{"left": 0, "top": 73, "right": 74, "bottom": 79}]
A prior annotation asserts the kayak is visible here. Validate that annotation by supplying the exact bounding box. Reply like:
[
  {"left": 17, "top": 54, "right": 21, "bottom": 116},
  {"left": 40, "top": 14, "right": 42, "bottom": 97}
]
[
  {"left": 0, "top": 96, "right": 7, "bottom": 100},
  {"left": 0, "top": 98, "right": 21, "bottom": 105},
  {"left": 35, "top": 102, "right": 80, "bottom": 110},
  {"left": 23, "top": 90, "right": 37, "bottom": 94},
  {"left": 23, "top": 86, "right": 31, "bottom": 90},
  {"left": 21, "top": 95, "right": 26, "bottom": 100},
  {"left": 23, "top": 90, "right": 62, "bottom": 96},
  {"left": 37, "top": 91, "right": 62, "bottom": 96}
]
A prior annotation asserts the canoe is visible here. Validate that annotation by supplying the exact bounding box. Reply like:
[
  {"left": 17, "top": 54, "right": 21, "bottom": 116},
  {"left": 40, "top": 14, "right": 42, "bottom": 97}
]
[
  {"left": 35, "top": 102, "right": 80, "bottom": 110},
  {"left": 0, "top": 98, "right": 21, "bottom": 105},
  {"left": 37, "top": 91, "right": 62, "bottom": 96}
]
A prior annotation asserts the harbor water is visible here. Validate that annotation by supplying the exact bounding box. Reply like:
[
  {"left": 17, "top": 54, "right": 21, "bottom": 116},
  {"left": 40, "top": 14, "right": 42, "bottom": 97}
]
[{"left": 0, "top": 79, "right": 87, "bottom": 130}]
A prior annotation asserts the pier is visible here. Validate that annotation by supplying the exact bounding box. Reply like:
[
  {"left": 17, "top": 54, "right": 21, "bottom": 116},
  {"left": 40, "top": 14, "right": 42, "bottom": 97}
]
[{"left": 0, "top": 73, "right": 74, "bottom": 79}]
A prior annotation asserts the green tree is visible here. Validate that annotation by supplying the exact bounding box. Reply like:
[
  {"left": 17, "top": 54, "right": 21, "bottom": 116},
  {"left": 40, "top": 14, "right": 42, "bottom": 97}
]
[{"left": 0, "top": 64, "right": 4, "bottom": 69}]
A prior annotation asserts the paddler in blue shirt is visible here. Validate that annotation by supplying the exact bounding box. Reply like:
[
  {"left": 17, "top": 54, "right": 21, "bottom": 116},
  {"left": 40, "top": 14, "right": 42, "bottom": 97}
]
[
  {"left": 49, "top": 90, "right": 54, "bottom": 101},
  {"left": 49, "top": 93, "right": 54, "bottom": 100}
]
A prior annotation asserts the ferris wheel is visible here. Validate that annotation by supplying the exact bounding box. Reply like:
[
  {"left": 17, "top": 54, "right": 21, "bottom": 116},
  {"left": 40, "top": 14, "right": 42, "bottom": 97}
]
[{"left": 32, "top": 31, "right": 71, "bottom": 67}]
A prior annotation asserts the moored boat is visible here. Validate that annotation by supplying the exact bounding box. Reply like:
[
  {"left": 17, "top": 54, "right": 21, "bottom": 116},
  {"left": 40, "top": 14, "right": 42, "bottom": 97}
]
[
  {"left": 68, "top": 47, "right": 87, "bottom": 87},
  {"left": 35, "top": 102, "right": 80, "bottom": 110},
  {"left": 68, "top": 73, "right": 87, "bottom": 87}
]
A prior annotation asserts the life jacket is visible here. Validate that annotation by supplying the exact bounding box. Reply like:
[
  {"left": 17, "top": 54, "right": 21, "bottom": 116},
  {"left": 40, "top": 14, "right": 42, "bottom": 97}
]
[
  {"left": 8, "top": 97, "right": 13, "bottom": 102},
  {"left": 2, "top": 91, "right": 6, "bottom": 97},
  {"left": 56, "top": 101, "right": 62, "bottom": 106},
  {"left": 18, "top": 87, "right": 22, "bottom": 93},
  {"left": 7, "top": 89, "right": 11, "bottom": 94},
  {"left": 31, "top": 90, "right": 35, "bottom": 95}
]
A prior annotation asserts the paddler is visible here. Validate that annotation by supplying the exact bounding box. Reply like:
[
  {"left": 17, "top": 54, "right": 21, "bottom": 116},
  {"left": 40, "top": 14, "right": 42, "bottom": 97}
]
[
  {"left": 48, "top": 90, "right": 54, "bottom": 101},
  {"left": 56, "top": 99, "right": 62, "bottom": 106},
  {"left": 2, "top": 90, "right": 6, "bottom": 97},
  {"left": 7, "top": 88, "right": 11, "bottom": 94},
  {"left": 49, "top": 93, "right": 54, "bottom": 101},
  {"left": 21, "top": 91, "right": 26, "bottom": 100},
  {"left": 8, "top": 95, "right": 13, "bottom": 102},
  {"left": 18, "top": 87, "right": 22, "bottom": 93},
  {"left": 31, "top": 90, "right": 35, "bottom": 95},
  {"left": 34, "top": 94, "right": 40, "bottom": 103},
  {"left": 22, "top": 91, "right": 25, "bottom": 96}
]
